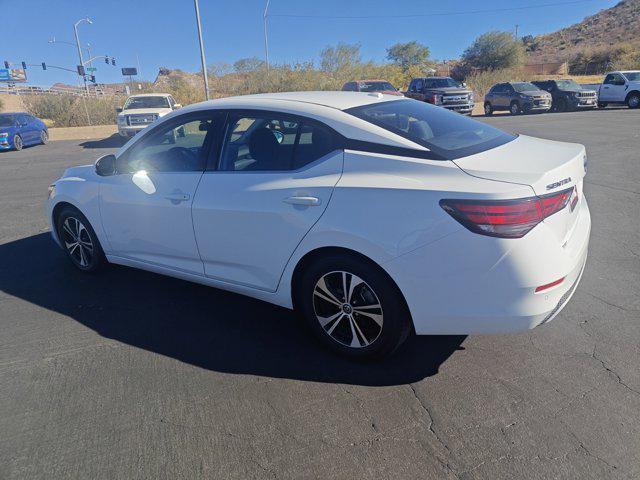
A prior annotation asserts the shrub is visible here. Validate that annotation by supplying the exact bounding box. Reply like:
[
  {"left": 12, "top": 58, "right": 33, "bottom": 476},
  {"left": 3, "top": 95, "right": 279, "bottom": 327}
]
[
  {"left": 461, "top": 31, "right": 525, "bottom": 71},
  {"left": 569, "top": 43, "right": 640, "bottom": 74},
  {"left": 21, "top": 94, "right": 125, "bottom": 127}
]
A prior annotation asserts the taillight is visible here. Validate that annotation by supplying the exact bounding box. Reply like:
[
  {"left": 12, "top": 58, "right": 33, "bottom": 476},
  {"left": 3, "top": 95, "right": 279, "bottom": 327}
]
[{"left": 440, "top": 187, "right": 574, "bottom": 238}]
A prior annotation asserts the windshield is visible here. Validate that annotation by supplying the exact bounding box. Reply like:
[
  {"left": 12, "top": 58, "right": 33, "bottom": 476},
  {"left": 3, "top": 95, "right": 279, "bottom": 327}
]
[
  {"left": 512, "top": 82, "right": 540, "bottom": 92},
  {"left": 359, "top": 81, "right": 396, "bottom": 92},
  {"left": 424, "top": 78, "right": 462, "bottom": 89},
  {"left": 556, "top": 79, "right": 582, "bottom": 90},
  {"left": 623, "top": 71, "right": 640, "bottom": 81},
  {"left": 346, "top": 99, "right": 515, "bottom": 160},
  {"left": 124, "top": 96, "right": 170, "bottom": 110},
  {"left": 0, "top": 116, "right": 16, "bottom": 127}
]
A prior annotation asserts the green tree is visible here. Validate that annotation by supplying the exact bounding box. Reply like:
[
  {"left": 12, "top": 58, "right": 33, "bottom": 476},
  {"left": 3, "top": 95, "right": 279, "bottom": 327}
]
[
  {"left": 462, "top": 31, "right": 525, "bottom": 71},
  {"left": 319, "top": 43, "right": 361, "bottom": 73},
  {"left": 386, "top": 41, "right": 432, "bottom": 73},
  {"left": 233, "top": 57, "right": 266, "bottom": 73}
]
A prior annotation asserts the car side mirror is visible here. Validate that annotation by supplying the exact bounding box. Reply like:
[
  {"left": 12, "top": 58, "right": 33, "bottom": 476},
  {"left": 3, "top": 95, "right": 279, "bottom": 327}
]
[
  {"left": 116, "top": 107, "right": 123, "bottom": 113},
  {"left": 95, "top": 154, "right": 117, "bottom": 177},
  {"left": 174, "top": 103, "right": 182, "bottom": 109},
  {"left": 462, "top": 82, "right": 467, "bottom": 87}
]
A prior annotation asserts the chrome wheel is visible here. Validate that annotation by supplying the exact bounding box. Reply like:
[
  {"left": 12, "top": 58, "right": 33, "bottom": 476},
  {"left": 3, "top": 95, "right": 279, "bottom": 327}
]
[
  {"left": 13, "top": 135, "right": 23, "bottom": 151},
  {"left": 61, "top": 216, "right": 94, "bottom": 268},
  {"left": 312, "top": 270, "right": 383, "bottom": 348}
]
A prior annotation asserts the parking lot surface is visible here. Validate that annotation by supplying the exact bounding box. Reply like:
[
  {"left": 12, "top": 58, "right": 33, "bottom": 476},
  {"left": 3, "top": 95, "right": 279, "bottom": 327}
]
[{"left": 1, "top": 110, "right": 639, "bottom": 479}]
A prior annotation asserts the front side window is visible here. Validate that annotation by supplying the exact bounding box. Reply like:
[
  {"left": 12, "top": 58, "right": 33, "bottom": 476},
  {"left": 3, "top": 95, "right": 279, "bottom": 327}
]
[
  {"left": 219, "top": 113, "right": 336, "bottom": 171},
  {"left": 124, "top": 96, "right": 170, "bottom": 110},
  {"left": 604, "top": 73, "right": 625, "bottom": 85},
  {"left": 118, "top": 114, "right": 218, "bottom": 173},
  {"left": 346, "top": 99, "right": 515, "bottom": 159}
]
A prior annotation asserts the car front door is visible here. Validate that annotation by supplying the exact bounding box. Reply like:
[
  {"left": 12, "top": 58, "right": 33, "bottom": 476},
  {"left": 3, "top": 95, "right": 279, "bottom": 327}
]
[
  {"left": 192, "top": 111, "right": 343, "bottom": 291},
  {"left": 17, "top": 115, "right": 36, "bottom": 144},
  {"left": 600, "top": 73, "right": 626, "bottom": 102},
  {"left": 99, "top": 110, "right": 223, "bottom": 273}
]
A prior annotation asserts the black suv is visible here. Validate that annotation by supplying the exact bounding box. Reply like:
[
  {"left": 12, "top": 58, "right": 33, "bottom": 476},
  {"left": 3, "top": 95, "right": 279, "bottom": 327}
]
[
  {"left": 531, "top": 79, "right": 598, "bottom": 112},
  {"left": 484, "top": 82, "right": 552, "bottom": 115}
]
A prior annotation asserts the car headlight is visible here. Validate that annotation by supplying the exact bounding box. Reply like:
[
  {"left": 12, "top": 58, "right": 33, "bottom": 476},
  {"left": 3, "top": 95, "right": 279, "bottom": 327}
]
[
  {"left": 47, "top": 184, "right": 56, "bottom": 199},
  {"left": 0, "top": 132, "right": 8, "bottom": 138},
  {"left": 575, "top": 92, "right": 581, "bottom": 98},
  {"left": 117, "top": 116, "right": 127, "bottom": 125}
]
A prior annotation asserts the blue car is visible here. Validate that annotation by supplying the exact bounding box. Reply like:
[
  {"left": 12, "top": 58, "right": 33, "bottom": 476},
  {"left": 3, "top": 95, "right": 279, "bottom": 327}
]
[{"left": 0, "top": 112, "right": 49, "bottom": 151}]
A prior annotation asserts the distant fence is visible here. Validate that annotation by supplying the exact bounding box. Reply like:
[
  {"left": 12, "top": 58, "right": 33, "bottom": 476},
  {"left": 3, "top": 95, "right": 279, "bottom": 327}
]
[
  {"left": 522, "top": 62, "right": 568, "bottom": 76},
  {"left": 0, "top": 84, "right": 110, "bottom": 97}
]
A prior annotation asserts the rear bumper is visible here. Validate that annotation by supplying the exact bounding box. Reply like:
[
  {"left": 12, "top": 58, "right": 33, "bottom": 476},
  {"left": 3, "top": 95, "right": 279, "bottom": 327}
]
[{"left": 383, "top": 196, "right": 591, "bottom": 335}]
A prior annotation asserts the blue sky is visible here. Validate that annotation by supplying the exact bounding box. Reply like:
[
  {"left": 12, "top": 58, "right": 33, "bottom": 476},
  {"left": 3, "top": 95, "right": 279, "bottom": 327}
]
[{"left": 2, "top": 0, "right": 616, "bottom": 87}]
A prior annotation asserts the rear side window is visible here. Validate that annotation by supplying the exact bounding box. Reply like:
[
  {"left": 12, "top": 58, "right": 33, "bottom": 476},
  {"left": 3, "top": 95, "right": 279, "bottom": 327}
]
[
  {"left": 219, "top": 113, "right": 337, "bottom": 171},
  {"left": 345, "top": 99, "right": 515, "bottom": 160}
]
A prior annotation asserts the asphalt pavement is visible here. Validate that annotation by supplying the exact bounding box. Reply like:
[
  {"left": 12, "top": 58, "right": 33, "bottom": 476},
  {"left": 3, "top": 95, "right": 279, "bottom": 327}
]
[{"left": 1, "top": 109, "right": 639, "bottom": 479}]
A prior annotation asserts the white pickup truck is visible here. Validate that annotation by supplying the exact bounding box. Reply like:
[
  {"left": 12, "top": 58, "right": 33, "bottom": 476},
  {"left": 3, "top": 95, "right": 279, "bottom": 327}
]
[
  {"left": 591, "top": 71, "right": 640, "bottom": 109},
  {"left": 116, "top": 93, "right": 181, "bottom": 138}
]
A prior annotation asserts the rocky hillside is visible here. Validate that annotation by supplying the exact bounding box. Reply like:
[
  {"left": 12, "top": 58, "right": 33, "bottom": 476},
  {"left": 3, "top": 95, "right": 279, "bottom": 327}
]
[{"left": 528, "top": 0, "right": 640, "bottom": 62}]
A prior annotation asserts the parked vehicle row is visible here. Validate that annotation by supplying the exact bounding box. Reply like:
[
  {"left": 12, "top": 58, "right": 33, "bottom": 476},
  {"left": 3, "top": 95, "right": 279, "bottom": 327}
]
[{"left": 47, "top": 92, "right": 591, "bottom": 358}]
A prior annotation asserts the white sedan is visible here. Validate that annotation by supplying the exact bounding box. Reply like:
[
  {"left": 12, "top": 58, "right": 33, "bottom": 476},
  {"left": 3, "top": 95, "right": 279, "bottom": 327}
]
[{"left": 46, "top": 92, "right": 590, "bottom": 358}]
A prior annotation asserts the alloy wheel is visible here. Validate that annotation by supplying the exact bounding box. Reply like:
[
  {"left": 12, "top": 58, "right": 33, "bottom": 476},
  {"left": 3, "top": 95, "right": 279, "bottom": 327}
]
[
  {"left": 13, "top": 135, "right": 23, "bottom": 151},
  {"left": 510, "top": 103, "right": 519, "bottom": 115},
  {"left": 41, "top": 131, "right": 49, "bottom": 144},
  {"left": 312, "top": 270, "right": 383, "bottom": 348},
  {"left": 61, "top": 216, "right": 94, "bottom": 268},
  {"left": 628, "top": 94, "right": 640, "bottom": 109}
]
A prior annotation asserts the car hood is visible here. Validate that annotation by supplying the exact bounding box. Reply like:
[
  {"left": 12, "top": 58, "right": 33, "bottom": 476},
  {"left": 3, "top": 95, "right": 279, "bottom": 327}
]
[
  {"left": 59, "top": 164, "right": 96, "bottom": 182},
  {"left": 429, "top": 87, "right": 472, "bottom": 95},
  {"left": 120, "top": 108, "right": 172, "bottom": 116},
  {"left": 517, "top": 90, "right": 549, "bottom": 97}
]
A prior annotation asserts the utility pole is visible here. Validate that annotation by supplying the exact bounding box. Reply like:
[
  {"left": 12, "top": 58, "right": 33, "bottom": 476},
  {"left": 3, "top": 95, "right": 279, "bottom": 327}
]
[
  {"left": 73, "top": 17, "right": 92, "bottom": 95},
  {"left": 263, "top": 0, "right": 271, "bottom": 71},
  {"left": 193, "top": 0, "right": 210, "bottom": 100},
  {"left": 514, "top": 24, "right": 519, "bottom": 39}
]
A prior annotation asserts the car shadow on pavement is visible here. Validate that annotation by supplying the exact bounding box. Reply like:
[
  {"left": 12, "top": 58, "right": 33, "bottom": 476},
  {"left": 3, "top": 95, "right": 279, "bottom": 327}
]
[
  {"left": 0, "top": 233, "right": 465, "bottom": 386},
  {"left": 79, "top": 134, "right": 126, "bottom": 149}
]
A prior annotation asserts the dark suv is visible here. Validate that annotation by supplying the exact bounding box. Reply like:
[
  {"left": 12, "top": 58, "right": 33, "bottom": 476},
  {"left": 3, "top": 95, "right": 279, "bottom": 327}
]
[
  {"left": 531, "top": 79, "right": 597, "bottom": 112},
  {"left": 484, "top": 82, "right": 552, "bottom": 115}
]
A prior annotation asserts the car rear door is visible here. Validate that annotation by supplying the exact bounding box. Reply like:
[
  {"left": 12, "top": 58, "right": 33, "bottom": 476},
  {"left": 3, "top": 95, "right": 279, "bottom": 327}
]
[
  {"left": 99, "top": 110, "right": 224, "bottom": 273},
  {"left": 192, "top": 110, "right": 343, "bottom": 291}
]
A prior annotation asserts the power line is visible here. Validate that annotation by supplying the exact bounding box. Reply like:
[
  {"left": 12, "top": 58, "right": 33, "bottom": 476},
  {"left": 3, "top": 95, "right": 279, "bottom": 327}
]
[{"left": 269, "top": 0, "right": 600, "bottom": 19}]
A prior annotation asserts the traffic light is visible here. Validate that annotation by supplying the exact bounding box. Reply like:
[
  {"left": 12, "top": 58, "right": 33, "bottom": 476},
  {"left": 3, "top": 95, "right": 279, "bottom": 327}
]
[
  {"left": 105, "top": 57, "right": 109, "bottom": 64},
  {"left": 77, "top": 65, "right": 86, "bottom": 76},
  {"left": 21, "top": 61, "right": 27, "bottom": 70},
  {"left": 3, "top": 60, "right": 9, "bottom": 69},
  {"left": 90, "top": 75, "right": 96, "bottom": 83},
  {"left": 42, "top": 63, "right": 47, "bottom": 70},
  {"left": 111, "top": 58, "right": 116, "bottom": 66}
]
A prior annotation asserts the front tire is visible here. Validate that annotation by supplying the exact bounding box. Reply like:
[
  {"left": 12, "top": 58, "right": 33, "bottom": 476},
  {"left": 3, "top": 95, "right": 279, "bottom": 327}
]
[
  {"left": 56, "top": 206, "right": 106, "bottom": 272},
  {"left": 484, "top": 102, "right": 493, "bottom": 115},
  {"left": 40, "top": 130, "right": 49, "bottom": 145},
  {"left": 297, "top": 253, "right": 411, "bottom": 359},
  {"left": 597, "top": 102, "right": 607, "bottom": 109},
  {"left": 13, "top": 135, "right": 23, "bottom": 151},
  {"left": 627, "top": 92, "right": 640, "bottom": 109}
]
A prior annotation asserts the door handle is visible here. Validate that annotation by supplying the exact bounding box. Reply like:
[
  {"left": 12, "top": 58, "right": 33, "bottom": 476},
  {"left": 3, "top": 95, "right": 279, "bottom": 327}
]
[
  {"left": 165, "top": 193, "right": 190, "bottom": 202},
  {"left": 283, "top": 195, "right": 321, "bottom": 206}
]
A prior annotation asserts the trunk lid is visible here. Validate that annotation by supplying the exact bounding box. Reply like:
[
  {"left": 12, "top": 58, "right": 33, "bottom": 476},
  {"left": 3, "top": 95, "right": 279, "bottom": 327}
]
[{"left": 453, "top": 135, "right": 587, "bottom": 244}]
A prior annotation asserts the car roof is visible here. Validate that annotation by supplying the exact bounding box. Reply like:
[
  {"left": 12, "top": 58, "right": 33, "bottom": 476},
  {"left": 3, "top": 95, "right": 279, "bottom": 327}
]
[
  {"left": 128, "top": 93, "right": 171, "bottom": 98},
  {"left": 205, "top": 91, "right": 405, "bottom": 111},
  {"left": 354, "top": 79, "right": 390, "bottom": 83}
]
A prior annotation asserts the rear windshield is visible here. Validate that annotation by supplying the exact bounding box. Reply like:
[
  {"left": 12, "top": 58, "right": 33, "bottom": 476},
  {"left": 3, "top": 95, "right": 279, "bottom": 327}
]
[
  {"left": 359, "top": 81, "right": 396, "bottom": 92},
  {"left": 345, "top": 99, "right": 515, "bottom": 159}
]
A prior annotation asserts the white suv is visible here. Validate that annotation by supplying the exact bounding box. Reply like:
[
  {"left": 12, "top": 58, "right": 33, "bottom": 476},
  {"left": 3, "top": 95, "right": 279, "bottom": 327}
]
[{"left": 117, "top": 94, "right": 181, "bottom": 138}]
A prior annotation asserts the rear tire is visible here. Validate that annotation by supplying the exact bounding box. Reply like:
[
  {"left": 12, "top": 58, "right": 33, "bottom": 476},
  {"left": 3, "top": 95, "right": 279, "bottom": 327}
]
[
  {"left": 627, "top": 92, "right": 640, "bottom": 109},
  {"left": 484, "top": 102, "right": 493, "bottom": 115},
  {"left": 56, "top": 206, "right": 106, "bottom": 272},
  {"left": 510, "top": 101, "right": 520, "bottom": 115},
  {"left": 13, "top": 135, "right": 23, "bottom": 151},
  {"left": 296, "top": 253, "right": 412, "bottom": 359}
]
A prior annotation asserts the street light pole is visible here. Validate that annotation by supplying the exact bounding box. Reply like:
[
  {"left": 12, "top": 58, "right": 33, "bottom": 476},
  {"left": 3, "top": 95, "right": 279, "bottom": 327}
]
[
  {"left": 263, "top": 0, "right": 271, "bottom": 71},
  {"left": 193, "top": 0, "right": 210, "bottom": 100},
  {"left": 72, "top": 17, "right": 92, "bottom": 95}
]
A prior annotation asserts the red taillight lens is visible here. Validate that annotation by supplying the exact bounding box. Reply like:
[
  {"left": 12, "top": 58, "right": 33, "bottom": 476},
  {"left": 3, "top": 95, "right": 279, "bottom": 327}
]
[{"left": 440, "top": 187, "right": 574, "bottom": 238}]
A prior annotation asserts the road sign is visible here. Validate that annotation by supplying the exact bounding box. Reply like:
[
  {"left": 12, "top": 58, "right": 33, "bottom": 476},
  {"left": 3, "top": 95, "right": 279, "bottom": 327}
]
[
  {"left": 121, "top": 67, "right": 137, "bottom": 76},
  {"left": 86, "top": 67, "right": 97, "bottom": 73}
]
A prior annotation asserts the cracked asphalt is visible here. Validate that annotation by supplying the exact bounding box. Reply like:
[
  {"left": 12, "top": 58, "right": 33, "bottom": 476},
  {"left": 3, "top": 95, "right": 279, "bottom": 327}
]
[{"left": 1, "top": 109, "right": 639, "bottom": 479}]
